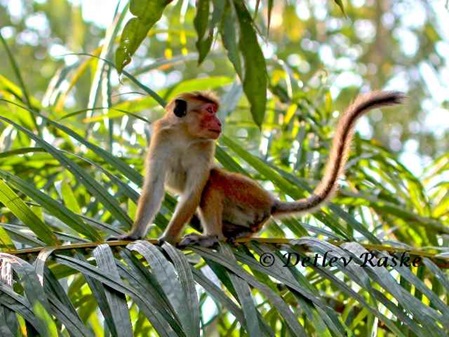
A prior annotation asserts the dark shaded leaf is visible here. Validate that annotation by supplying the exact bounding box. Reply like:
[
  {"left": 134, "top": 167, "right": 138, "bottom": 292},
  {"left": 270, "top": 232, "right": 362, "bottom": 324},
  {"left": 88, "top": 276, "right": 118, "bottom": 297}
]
[
  {"left": 194, "top": 0, "right": 213, "bottom": 64},
  {"left": 233, "top": 0, "right": 267, "bottom": 126}
]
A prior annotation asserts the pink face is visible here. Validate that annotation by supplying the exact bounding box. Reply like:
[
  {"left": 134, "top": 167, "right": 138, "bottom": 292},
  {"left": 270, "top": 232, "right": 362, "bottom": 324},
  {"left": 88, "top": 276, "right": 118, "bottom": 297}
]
[{"left": 198, "top": 102, "right": 222, "bottom": 139}]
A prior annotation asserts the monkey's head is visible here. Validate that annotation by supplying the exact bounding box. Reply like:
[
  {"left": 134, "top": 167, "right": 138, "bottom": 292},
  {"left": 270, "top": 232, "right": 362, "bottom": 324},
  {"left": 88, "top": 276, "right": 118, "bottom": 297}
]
[{"left": 168, "top": 92, "right": 222, "bottom": 140}]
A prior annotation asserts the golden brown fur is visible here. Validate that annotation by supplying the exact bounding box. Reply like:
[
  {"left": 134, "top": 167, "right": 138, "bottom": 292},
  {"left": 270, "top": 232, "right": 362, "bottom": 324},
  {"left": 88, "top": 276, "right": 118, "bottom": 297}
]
[{"left": 111, "top": 91, "right": 404, "bottom": 247}]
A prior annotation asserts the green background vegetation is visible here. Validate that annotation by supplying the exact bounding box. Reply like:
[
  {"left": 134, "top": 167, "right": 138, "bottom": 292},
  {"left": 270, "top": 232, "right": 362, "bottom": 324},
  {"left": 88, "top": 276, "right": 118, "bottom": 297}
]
[{"left": 0, "top": 0, "right": 448, "bottom": 336}]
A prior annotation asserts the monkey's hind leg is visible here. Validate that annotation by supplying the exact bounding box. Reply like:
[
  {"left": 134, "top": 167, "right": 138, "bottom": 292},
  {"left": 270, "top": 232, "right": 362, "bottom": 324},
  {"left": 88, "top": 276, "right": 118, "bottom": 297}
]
[
  {"left": 107, "top": 233, "right": 142, "bottom": 241},
  {"left": 177, "top": 233, "right": 221, "bottom": 248}
]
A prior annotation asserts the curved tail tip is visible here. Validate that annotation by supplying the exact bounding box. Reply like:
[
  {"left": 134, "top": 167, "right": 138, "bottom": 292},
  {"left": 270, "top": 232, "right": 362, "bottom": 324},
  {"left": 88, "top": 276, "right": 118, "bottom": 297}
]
[{"left": 380, "top": 91, "right": 406, "bottom": 105}]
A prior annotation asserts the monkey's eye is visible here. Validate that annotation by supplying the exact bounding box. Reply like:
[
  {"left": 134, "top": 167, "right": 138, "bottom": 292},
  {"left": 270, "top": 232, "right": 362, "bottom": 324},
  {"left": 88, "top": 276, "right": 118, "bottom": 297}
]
[{"left": 206, "top": 106, "right": 216, "bottom": 114}]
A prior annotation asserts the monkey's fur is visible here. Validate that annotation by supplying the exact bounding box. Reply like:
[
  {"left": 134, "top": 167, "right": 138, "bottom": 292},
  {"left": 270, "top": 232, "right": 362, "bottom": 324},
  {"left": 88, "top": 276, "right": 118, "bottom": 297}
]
[{"left": 111, "top": 91, "right": 404, "bottom": 247}]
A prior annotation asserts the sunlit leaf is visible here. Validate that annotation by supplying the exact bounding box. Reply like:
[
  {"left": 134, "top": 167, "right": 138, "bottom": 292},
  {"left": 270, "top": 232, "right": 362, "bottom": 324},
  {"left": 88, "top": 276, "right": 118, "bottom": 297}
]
[
  {"left": 0, "top": 180, "right": 58, "bottom": 245},
  {"left": 115, "top": 0, "right": 171, "bottom": 73}
]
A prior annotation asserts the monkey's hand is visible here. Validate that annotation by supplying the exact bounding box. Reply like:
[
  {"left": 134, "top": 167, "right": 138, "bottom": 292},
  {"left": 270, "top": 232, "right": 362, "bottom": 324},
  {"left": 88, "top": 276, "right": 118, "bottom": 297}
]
[
  {"left": 106, "top": 233, "right": 142, "bottom": 241},
  {"left": 177, "top": 234, "right": 220, "bottom": 249}
]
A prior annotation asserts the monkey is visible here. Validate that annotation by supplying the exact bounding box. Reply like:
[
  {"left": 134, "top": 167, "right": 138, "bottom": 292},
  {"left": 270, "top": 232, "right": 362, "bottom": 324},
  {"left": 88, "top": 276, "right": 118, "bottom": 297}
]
[
  {"left": 111, "top": 90, "right": 404, "bottom": 247},
  {"left": 110, "top": 92, "right": 221, "bottom": 244}
]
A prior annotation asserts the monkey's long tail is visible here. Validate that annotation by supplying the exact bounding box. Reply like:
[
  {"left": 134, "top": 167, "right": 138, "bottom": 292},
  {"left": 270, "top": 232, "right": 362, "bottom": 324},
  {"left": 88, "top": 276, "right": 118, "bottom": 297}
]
[{"left": 271, "top": 91, "right": 405, "bottom": 216}]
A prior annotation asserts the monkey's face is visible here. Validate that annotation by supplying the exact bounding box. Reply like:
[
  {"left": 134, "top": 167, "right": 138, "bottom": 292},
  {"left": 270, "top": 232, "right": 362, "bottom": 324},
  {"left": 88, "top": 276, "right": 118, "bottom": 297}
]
[
  {"left": 192, "top": 102, "right": 222, "bottom": 140},
  {"left": 173, "top": 99, "right": 222, "bottom": 140}
]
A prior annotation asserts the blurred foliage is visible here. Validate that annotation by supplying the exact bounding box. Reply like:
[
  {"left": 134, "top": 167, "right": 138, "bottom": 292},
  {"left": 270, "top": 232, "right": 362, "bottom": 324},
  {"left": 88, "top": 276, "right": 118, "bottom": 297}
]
[{"left": 0, "top": 0, "right": 448, "bottom": 336}]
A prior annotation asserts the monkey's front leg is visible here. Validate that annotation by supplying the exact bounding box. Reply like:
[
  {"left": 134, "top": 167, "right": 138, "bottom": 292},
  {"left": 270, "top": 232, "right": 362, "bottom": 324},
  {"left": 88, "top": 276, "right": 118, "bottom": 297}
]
[
  {"left": 158, "top": 168, "right": 209, "bottom": 245},
  {"left": 158, "top": 194, "right": 203, "bottom": 245},
  {"left": 177, "top": 186, "right": 225, "bottom": 248},
  {"left": 108, "top": 159, "right": 166, "bottom": 241}
]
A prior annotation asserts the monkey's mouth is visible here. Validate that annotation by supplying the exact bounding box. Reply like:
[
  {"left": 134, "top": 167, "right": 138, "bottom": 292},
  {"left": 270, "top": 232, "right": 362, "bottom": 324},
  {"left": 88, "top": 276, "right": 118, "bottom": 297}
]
[{"left": 208, "top": 129, "right": 221, "bottom": 134}]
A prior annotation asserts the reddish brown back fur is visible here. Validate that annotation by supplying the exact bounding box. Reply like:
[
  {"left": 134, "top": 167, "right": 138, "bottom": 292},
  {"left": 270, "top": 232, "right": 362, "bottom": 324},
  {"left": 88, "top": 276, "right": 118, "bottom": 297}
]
[{"left": 206, "top": 168, "right": 273, "bottom": 209}]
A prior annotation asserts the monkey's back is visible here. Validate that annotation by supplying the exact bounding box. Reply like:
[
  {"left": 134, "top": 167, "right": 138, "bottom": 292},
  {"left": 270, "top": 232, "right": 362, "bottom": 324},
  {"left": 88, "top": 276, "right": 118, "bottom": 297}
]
[
  {"left": 200, "top": 168, "right": 274, "bottom": 238},
  {"left": 207, "top": 168, "right": 273, "bottom": 207}
]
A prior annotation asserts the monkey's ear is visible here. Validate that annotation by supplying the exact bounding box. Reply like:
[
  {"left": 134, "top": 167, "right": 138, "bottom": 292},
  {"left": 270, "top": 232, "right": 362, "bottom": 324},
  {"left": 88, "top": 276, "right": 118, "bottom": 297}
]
[{"left": 173, "top": 99, "right": 187, "bottom": 117}]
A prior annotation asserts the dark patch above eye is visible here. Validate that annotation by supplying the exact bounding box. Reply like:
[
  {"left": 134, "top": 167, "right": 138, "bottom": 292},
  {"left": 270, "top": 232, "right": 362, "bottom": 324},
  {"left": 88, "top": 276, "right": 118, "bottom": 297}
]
[{"left": 174, "top": 99, "right": 187, "bottom": 117}]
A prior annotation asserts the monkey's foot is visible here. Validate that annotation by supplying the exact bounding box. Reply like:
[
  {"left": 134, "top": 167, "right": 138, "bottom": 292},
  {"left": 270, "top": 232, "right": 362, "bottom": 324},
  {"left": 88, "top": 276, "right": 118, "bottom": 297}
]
[
  {"left": 157, "top": 234, "right": 178, "bottom": 246},
  {"left": 178, "top": 234, "right": 220, "bottom": 248},
  {"left": 106, "top": 233, "right": 142, "bottom": 241}
]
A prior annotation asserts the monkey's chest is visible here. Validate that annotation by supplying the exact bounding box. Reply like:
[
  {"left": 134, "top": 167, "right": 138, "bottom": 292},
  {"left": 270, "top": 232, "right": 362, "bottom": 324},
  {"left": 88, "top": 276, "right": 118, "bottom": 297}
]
[
  {"left": 164, "top": 152, "right": 191, "bottom": 193},
  {"left": 166, "top": 165, "right": 187, "bottom": 193}
]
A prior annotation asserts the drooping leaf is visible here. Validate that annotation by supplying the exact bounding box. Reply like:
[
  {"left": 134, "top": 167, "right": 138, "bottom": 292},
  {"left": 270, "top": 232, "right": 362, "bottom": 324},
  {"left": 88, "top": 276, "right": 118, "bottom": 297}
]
[
  {"left": 115, "top": 0, "right": 171, "bottom": 73},
  {"left": 333, "top": 0, "right": 346, "bottom": 16},
  {"left": 194, "top": 0, "right": 213, "bottom": 64},
  {"left": 220, "top": 2, "right": 242, "bottom": 78},
  {"left": 233, "top": 0, "right": 267, "bottom": 126}
]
